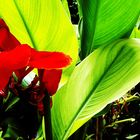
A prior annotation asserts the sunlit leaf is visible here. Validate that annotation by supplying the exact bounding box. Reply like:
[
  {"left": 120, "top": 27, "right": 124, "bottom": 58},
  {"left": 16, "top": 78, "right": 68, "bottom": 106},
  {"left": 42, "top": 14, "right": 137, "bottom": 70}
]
[
  {"left": 52, "top": 39, "right": 140, "bottom": 139},
  {"left": 0, "top": 0, "right": 78, "bottom": 80},
  {"left": 130, "top": 17, "right": 140, "bottom": 38},
  {"left": 61, "top": 0, "right": 71, "bottom": 18},
  {"left": 130, "top": 27, "right": 140, "bottom": 38},
  {"left": 0, "top": 131, "right": 2, "bottom": 138},
  {"left": 78, "top": 0, "right": 140, "bottom": 59}
]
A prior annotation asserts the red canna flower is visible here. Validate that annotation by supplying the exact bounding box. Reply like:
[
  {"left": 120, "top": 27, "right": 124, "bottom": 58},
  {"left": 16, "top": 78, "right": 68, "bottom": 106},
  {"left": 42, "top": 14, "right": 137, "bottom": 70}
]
[
  {"left": 0, "top": 44, "right": 71, "bottom": 90},
  {"left": 0, "top": 19, "right": 72, "bottom": 111},
  {"left": 41, "top": 69, "right": 62, "bottom": 96},
  {"left": 0, "top": 45, "right": 31, "bottom": 89},
  {"left": 0, "top": 19, "right": 20, "bottom": 51}
]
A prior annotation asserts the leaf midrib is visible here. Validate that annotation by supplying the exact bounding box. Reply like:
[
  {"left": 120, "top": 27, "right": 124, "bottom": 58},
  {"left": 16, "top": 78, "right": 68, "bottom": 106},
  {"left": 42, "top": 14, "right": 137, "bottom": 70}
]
[
  {"left": 63, "top": 42, "right": 124, "bottom": 139},
  {"left": 13, "top": 0, "right": 37, "bottom": 49},
  {"left": 88, "top": 0, "right": 100, "bottom": 54},
  {"left": 81, "top": 0, "right": 101, "bottom": 58}
]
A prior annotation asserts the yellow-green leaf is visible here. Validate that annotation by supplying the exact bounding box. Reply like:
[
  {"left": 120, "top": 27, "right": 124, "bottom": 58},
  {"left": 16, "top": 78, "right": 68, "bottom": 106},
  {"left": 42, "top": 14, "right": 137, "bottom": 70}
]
[{"left": 52, "top": 39, "right": 140, "bottom": 139}]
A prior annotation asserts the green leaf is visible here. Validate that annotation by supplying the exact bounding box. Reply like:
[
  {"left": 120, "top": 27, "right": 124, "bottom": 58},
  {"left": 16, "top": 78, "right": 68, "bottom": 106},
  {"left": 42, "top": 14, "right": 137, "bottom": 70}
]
[
  {"left": 4, "top": 96, "right": 20, "bottom": 112},
  {"left": 130, "top": 17, "right": 140, "bottom": 38},
  {"left": 93, "top": 104, "right": 111, "bottom": 118},
  {"left": 78, "top": 0, "right": 140, "bottom": 59},
  {"left": 0, "top": 131, "right": 3, "bottom": 138},
  {"left": 61, "top": 0, "right": 71, "bottom": 18},
  {"left": 130, "top": 27, "right": 140, "bottom": 38},
  {"left": 3, "top": 91, "right": 20, "bottom": 112},
  {"left": 52, "top": 39, "right": 140, "bottom": 139},
  {"left": 36, "top": 124, "right": 43, "bottom": 140},
  {"left": 0, "top": 0, "right": 78, "bottom": 80},
  {"left": 2, "top": 118, "right": 23, "bottom": 139}
]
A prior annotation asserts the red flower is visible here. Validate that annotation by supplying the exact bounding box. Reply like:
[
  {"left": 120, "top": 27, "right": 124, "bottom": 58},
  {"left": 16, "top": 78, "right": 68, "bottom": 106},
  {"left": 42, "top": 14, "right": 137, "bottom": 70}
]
[
  {"left": 42, "top": 69, "right": 62, "bottom": 96},
  {"left": 0, "top": 19, "right": 20, "bottom": 51},
  {"left": 0, "top": 19, "right": 72, "bottom": 97}
]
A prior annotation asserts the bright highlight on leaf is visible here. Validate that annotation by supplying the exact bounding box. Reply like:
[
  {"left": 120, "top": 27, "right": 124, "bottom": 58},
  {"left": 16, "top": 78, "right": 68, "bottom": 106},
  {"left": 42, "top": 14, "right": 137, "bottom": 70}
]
[{"left": 52, "top": 39, "right": 140, "bottom": 139}]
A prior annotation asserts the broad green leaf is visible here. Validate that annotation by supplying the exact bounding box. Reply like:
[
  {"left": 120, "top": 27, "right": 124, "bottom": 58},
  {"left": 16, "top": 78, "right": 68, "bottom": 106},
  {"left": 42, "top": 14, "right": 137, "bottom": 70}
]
[
  {"left": 78, "top": 0, "right": 140, "bottom": 59},
  {"left": 0, "top": 0, "right": 78, "bottom": 80},
  {"left": 61, "top": 0, "right": 71, "bottom": 18},
  {"left": 93, "top": 104, "right": 111, "bottom": 118},
  {"left": 52, "top": 39, "right": 140, "bottom": 139},
  {"left": 130, "top": 27, "right": 140, "bottom": 38},
  {"left": 131, "top": 17, "right": 140, "bottom": 38}
]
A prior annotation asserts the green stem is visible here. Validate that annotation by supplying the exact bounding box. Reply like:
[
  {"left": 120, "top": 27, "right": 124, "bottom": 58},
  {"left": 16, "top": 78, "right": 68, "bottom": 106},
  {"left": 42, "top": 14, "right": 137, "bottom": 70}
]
[
  {"left": 105, "top": 118, "right": 135, "bottom": 128},
  {"left": 43, "top": 91, "right": 52, "bottom": 140}
]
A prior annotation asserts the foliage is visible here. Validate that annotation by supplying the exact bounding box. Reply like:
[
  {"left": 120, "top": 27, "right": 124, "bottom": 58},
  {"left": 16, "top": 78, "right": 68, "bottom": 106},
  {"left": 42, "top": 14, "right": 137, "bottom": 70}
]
[
  {"left": 78, "top": 0, "right": 140, "bottom": 59},
  {"left": 52, "top": 39, "right": 140, "bottom": 139},
  {"left": 0, "top": 0, "right": 140, "bottom": 140}
]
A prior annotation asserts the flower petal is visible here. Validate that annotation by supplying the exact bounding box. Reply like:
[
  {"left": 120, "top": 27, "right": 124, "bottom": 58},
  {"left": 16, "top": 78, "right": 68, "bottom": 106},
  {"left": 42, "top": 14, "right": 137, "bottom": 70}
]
[
  {"left": 0, "top": 45, "right": 31, "bottom": 89},
  {"left": 0, "top": 19, "right": 9, "bottom": 29},
  {"left": 29, "top": 49, "right": 72, "bottom": 69},
  {"left": 0, "top": 28, "right": 8, "bottom": 51},
  {"left": 0, "top": 19, "right": 20, "bottom": 51},
  {"left": 0, "top": 69, "right": 12, "bottom": 90},
  {"left": 0, "top": 45, "right": 31, "bottom": 70},
  {"left": 42, "top": 69, "right": 62, "bottom": 96}
]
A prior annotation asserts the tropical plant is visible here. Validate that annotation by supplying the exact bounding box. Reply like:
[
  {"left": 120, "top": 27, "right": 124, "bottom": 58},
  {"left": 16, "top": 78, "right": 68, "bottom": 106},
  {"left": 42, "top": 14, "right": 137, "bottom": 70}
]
[{"left": 0, "top": 0, "right": 140, "bottom": 140}]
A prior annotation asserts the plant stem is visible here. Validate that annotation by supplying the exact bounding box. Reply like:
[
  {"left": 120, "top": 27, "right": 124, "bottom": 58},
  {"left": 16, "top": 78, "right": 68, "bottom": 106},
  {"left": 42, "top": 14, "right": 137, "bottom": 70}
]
[
  {"left": 96, "top": 116, "right": 103, "bottom": 140},
  {"left": 105, "top": 118, "right": 135, "bottom": 128},
  {"left": 43, "top": 91, "right": 52, "bottom": 140}
]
